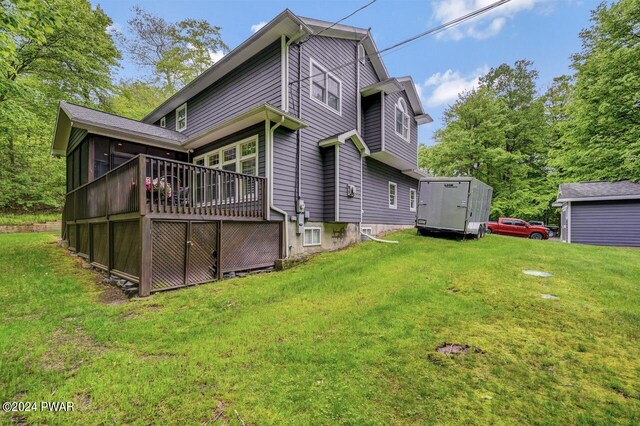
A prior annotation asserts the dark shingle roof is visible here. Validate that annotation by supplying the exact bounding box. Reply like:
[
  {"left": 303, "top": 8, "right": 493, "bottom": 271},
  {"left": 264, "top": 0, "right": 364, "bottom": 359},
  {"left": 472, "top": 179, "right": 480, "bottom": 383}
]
[
  {"left": 558, "top": 181, "right": 640, "bottom": 201},
  {"left": 61, "top": 101, "right": 187, "bottom": 144}
]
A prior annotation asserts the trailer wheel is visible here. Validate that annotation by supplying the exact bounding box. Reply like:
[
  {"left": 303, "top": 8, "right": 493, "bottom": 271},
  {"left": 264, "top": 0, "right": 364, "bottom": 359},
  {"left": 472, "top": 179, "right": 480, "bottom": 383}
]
[
  {"left": 529, "top": 232, "right": 543, "bottom": 240},
  {"left": 477, "top": 225, "right": 485, "bottom": 239}
]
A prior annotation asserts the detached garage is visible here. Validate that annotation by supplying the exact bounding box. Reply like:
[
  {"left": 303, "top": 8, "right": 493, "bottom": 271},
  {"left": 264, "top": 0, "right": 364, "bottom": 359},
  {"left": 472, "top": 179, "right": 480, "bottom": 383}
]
[{"left": 555, "top": 181, "right": 640, "bottom": 247}]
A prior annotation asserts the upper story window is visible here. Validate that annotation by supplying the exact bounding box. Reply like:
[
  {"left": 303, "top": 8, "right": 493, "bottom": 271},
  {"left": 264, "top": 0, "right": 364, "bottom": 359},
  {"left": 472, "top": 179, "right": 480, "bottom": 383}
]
[
  {"left": 176, "top": 103, "right": 187, "bottom": 132},
  {"left": 389, "top": 182, "right": 397, "bottom": 209},
  {"left": 395, "top": 98, "right": 409, "bottom": 141},
  {"left": 310, "top": 59, "right": 341, "bottom": 114},
  {"left": 160, "top": 116, "right": 166, "bottom": 128}
]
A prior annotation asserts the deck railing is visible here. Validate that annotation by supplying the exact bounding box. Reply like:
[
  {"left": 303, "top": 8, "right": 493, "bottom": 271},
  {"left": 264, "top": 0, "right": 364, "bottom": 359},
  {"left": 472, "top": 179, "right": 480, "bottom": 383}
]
[{"left": 63, "top": 154, "right": 267, "bottom": 222}]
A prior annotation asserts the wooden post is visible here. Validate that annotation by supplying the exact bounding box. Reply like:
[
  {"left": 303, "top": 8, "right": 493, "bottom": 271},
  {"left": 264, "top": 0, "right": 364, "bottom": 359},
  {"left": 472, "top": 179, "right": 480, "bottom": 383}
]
[
  {"left": 138, "top": 155, "right": 147, "bottom": 215},
  {"left": 139, "top": 216, "right": 152, "bottom": 296}
]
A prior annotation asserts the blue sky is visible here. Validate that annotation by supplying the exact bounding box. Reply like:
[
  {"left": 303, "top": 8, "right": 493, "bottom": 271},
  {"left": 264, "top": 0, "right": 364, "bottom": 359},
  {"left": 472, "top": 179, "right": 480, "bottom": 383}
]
[{"left": 94, "top": 0, "right": 594, "bottom": 146}]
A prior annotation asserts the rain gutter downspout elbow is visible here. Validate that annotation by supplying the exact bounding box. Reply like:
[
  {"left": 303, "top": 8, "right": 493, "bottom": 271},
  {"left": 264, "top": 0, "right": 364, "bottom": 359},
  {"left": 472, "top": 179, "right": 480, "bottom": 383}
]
[{"left": 269, "top": 115, "right": 290, "bottom": 258}]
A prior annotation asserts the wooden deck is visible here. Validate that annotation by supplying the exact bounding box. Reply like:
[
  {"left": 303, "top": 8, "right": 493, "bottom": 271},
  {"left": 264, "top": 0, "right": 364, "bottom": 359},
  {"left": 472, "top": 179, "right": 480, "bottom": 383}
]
[
  {"left": 63, "top": 154, "right": 268, "bottom": 223},
  {"left": 62, "top": 155, "right": 281, "bottom": 296}
]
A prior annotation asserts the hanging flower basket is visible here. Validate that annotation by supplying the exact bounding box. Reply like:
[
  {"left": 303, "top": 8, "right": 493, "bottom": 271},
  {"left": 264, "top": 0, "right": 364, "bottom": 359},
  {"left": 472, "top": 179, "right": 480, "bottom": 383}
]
[{"left": 145, "top": 177, "right": 172, "bottom": 198}]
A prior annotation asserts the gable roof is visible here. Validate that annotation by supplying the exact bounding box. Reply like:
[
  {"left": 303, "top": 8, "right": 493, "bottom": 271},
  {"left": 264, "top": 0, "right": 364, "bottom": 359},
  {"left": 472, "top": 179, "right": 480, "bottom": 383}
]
[
  {"left": 318, "top": 129, "right": 370, "bottom": 156},
  {"left": 141, "top": 9, "right": 413, "bottom": 125},
  {"left": 52, "top": 101, "right": 187, "bottom": 155},
  {"left": 556, "top": 181, "right": 640, "bottom": 202},
  {"left": 360, "top": 77, "right": 431, "bottom": 123},
  {"left": 51, "top": 101, "right": 306, "bottom": 156}
]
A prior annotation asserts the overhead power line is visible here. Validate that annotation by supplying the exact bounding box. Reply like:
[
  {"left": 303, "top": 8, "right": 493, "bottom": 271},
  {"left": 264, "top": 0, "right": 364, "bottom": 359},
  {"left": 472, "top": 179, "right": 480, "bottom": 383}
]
[
  {"left": 290, "top": 0, "right": 511, "bottom": 85},
  {"left": 302, "top": 0, "right": 378, "bottom": 43}
]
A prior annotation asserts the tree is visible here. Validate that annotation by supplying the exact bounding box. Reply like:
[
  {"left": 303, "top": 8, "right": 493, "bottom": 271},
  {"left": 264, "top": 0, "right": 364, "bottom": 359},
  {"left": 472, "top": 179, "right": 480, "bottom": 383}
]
[
  {"left": 0, "top": 0, "right": 120, "bottom": 212},
  {"left": 552, "top": 0, "right": 640, "bottom": 181},
  {"left": 108, "top": 80, "right": 171, "bottom": 120},
  {"left": 420, "top": 60, "right": 554, "bottom": 220},
  {"left": 116, "top": 6, "right": 229, "bottom": 91}
]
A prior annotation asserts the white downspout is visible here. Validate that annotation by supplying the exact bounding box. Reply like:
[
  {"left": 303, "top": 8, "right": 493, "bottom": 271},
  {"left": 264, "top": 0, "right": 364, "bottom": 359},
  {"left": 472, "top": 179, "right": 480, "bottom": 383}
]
[{"left": 267, "top": 116, "right": 289, "bottom": 258}]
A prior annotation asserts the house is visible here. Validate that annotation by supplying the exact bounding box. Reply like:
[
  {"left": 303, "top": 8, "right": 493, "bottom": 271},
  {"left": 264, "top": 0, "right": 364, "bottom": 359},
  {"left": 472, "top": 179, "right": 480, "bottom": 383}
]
[
  {"left": 51, "top": 9, "right": 433, "bottom": 296},
  {"left": 555, "top": 181, "right": 640, "bottom": 247}
]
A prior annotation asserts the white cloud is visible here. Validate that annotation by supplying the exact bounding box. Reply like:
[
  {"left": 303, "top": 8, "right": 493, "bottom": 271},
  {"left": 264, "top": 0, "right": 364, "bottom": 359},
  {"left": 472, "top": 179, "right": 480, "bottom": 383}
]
[
  {"left": 209, "top": 50, "right": 225, "bottom": 62},
  {"left": 106, "top": 22, "right": 122, "bottom": 34},
  {"left": 419, "top": 66, "right": 488, "bottom": 107},
  {"left": 433, "top": 0, "right": 542, "bottom": 40},
  {"left": 250, "top": 21, "right": 267, "bottom": 33}
]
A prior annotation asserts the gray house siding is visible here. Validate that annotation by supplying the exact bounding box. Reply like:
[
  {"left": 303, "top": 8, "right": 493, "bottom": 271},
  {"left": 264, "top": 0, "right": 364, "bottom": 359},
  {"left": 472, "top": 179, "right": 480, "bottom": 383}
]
[
  {"left": 362, "top": 157, "right": 418, "bottom": 225},
  {"left": 157, "top": 41, "right": 282, "bottom": 136},
  {"left": 570, "top": 200, "right": 640, "bottom": 247},
  {"left": 193, "top": 123, "right": 266, "bottom": 178},
  {"left": 288, "top": 36, "right": 359, "bottom": 222},
  {"left": 338, "top": 140, "right": 362, "bottom": 222},
  {"left": 362, "top": 94, "right": 382, "bottom": 152},
  {"left": 321, "top": 146, "right": 335, "bottom": 222},
  {"left": 383, "top": 90, "right": 418, "bottom": 166},
  {"left": 272, "top": 127, "right": 297, "bottom": 218}
]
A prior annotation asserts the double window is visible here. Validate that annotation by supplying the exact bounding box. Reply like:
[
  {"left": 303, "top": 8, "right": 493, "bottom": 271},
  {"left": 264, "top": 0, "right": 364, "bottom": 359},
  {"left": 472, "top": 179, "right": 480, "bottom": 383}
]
[
  {"left": 310, "top": 59, "right": 341, "bottom": 114},
  {"left": 176, "top": 103, "right": 187, "bottom": 132},
  {"left": 389, "top": 182, "right": 397, "bottom": 209},
  {"left": 395, "top": 98, "right": 410, "bottom": 141}
]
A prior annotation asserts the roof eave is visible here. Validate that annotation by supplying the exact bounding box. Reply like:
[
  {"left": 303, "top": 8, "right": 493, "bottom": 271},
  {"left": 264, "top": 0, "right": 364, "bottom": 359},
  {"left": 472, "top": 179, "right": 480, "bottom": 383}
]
[
  {"left": 143, "top": 9, "right": 313, "bottom": 124},
  {"left": 556, "top": 195, "right": 640, "bottom": 203},
  {"left": 184, "top": 103, "right": 307, "bottom": 150}
]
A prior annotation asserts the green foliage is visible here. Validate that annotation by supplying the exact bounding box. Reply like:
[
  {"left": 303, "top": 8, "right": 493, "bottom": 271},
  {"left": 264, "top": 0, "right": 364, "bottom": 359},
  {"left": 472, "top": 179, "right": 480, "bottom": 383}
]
[
  {"left": 0, "top": 0, "right": 120, "bottom": 213},
  {"left": 107, "top": 80, "right": 171, "bottom": 120},
  {"left": 550, "top": 0, "right": 640, "bottom": 182},
  {"left": 2, "top": 231, "right": 640, "bottom": 423},
  {"left": 115, "top": 6, "right": 229, "bottom": 91},
  {"left": 421, "top": 60, "right": 554, "bottom": 220}
]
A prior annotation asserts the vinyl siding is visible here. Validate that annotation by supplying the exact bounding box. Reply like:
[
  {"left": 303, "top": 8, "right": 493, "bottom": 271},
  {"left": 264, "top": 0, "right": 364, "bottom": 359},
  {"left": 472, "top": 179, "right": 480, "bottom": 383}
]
[
  {"left": 570, "top": 200, "right": 640, "bottom": 247},
  {"left": 291, "top": 37, "right": 359, "bottom": 222},
  {"left": 362, "top": 156, "right": 418, "bottom": 225},
  {"left": 338, "top": 139, "right": 362, "bottom": 222},
  {"left": 384, "top": 90, "right": 418, "bottom": 165},
  {"left": 192, "top": 123, "right": 266, "bottom": 178},
  {"left": 272, "top": 127, "right": 297, "bottom": 218},
  {"left": 321, "top": 146, "right": 335, "bottom": 221},
  {"left": 362, "top": 94, "right": 382, "bottom": 152},
  {"left": 158, "top": 41, "right": 282, "bottom": 136}
]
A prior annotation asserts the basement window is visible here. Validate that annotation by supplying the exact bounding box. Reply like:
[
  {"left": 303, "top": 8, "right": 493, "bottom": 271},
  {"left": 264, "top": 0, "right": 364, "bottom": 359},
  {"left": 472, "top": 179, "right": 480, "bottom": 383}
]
[
  {"left": 176, "top": 103, "right": 187, "bottom": 132},
  {"left": 304, "top": 227, "right": 321, "bottom": 247}
]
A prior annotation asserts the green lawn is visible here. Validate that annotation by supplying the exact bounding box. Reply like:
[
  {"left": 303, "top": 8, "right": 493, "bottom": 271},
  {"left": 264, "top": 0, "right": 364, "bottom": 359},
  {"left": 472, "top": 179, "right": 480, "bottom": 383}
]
[
  {"left": 1, "top": 231, "right": 639, "bottom": 425},
  {"left": 0, "top": 212, "right": 60, "bottom": 226}
]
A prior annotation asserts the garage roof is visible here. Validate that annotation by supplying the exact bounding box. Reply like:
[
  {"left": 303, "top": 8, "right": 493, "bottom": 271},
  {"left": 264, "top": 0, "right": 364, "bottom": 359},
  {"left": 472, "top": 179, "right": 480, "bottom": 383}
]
[{"left": 557, "top": 181, "right": 640, "bottom": 202}]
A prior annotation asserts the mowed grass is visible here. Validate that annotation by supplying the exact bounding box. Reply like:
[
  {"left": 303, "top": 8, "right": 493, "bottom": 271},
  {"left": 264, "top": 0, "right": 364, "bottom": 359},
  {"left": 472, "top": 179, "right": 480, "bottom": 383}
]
[{"left": 1, "top": 231, "right": 639, "bottom": 425}]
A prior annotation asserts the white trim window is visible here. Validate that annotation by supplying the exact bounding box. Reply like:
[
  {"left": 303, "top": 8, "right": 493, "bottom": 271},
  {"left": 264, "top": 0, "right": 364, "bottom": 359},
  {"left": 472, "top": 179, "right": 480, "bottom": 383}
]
[
  {"left": 160, "top": 116, "right": 166, "bottom": 128},
  {"left": 388, "top": 182, "right": 397, "bottom": 209},
  {"left": 304, "top": 227, "right": 322, "bottom": 247},
  {"left": 192, "top": 135, "right": 259, "bottom": 201},
  {"left": 310, "top": 59, "right": 341, "bottom": 114},
  {"left": 409, "top": 188, "right": 417, "bottom": 212},
  {"left": 395, "top": 98, "right": 409, "bottom": 141},
  {"left": 176, "top": 103, "right": 187, "bottom": 132},
  {"left": 193, "top": 135, "right": 258, "bottom": 176}
]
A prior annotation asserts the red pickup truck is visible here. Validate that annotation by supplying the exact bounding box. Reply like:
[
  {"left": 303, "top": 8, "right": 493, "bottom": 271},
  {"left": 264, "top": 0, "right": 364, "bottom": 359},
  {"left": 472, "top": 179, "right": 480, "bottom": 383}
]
[{"left": 485, "top": 218, "right": 549, "bottom": 240}]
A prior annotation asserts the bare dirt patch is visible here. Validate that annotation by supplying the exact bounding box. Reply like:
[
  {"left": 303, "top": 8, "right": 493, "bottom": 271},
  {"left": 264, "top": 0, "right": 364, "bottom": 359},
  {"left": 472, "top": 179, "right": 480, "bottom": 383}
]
[{"left": 436, "top": 343, "right": 484, "bottom": 356}]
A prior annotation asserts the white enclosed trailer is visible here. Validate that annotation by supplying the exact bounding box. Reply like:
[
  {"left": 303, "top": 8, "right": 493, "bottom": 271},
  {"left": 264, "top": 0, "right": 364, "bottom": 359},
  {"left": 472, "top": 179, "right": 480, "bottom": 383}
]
[{"left": 416, "top": 177, "right": 493, "bottom": 237}]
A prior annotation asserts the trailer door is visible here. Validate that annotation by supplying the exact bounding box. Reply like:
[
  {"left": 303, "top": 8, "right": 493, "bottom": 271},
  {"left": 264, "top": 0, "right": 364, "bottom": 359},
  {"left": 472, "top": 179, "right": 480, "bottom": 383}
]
[{"left": 419, "top": 181, "right": 470, "bottom": 231}]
